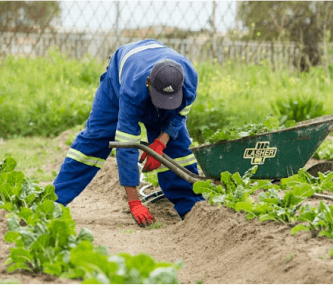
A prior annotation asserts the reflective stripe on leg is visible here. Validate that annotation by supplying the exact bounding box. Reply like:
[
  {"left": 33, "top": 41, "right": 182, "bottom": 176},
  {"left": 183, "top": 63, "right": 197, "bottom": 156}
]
[
  {"left": 115, "top": 130, "right": 141, "bottom": 143},
  {"left": 66, "top": 148, "right": 105, "bottom": 168}
]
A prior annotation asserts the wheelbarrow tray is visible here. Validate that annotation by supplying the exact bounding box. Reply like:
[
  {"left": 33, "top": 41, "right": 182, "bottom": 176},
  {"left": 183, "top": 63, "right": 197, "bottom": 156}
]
[{"left": 191, "top": 115, "right": 333, "bottom": 180}]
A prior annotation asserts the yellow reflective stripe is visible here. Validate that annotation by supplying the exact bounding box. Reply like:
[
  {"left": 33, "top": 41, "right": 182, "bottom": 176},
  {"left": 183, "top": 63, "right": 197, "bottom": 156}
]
[
  {"left": 156, "top": 153, "right": 197, "bottom": 173},
  {"left": 179, "top": 104, "right": 192, "bottom": 116},
  {"left": 119, "top": 43, "right": 165, "bottom": 84},
  {"left": 67, "top": 148, "right": 105, "bottom": 168},
  {"left": 115, "top": 130, "right": 141, "bottom": 143}
]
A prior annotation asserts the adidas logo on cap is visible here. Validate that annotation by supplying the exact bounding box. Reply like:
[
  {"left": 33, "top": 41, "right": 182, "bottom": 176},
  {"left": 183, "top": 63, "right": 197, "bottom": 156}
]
[{"left": 163, "top": 85, "right": 174, "bottom": 92}]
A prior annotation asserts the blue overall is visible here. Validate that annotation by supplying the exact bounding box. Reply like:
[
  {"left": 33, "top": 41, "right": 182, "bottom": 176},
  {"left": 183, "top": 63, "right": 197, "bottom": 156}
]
[{"left": 53, "top": 39, "right": 204, "bottom": 218}]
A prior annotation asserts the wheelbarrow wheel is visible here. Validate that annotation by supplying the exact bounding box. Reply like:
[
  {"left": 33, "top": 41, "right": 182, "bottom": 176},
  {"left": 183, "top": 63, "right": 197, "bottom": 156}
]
[{"left": 306, "top": 161, "right": 333, "bottom": 177}]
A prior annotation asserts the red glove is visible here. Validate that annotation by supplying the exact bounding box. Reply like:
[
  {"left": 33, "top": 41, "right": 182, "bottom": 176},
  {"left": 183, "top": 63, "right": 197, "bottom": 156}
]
[
  {"left": 139, "top": 139, "right": 166, "bottom": 172},
  {"left": 128, "top": 199, "right": 155, "bottom": 227}
]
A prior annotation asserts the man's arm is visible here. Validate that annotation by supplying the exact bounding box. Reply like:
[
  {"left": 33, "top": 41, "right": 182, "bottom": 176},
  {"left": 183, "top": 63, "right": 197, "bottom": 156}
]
[
  {"left": 157, "top": 132, "right": 170, "bottom": 145},
  {"left": 125, "top": 186, "right": 139, "bottom": 201},
  {"left": 123, "top": 132, "right": 169, "bottom": 200}
]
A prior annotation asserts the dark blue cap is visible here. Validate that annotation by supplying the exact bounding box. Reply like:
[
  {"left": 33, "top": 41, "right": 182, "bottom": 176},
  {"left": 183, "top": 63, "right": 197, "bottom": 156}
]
[{"left": 149, "top": 59, "right": 184, "bottom": 110}]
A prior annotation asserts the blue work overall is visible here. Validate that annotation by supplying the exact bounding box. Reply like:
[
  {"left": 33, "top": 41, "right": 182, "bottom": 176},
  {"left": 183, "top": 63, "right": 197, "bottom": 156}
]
[{"left": 53, "top": 39, "right": 204, "bottom": 218}]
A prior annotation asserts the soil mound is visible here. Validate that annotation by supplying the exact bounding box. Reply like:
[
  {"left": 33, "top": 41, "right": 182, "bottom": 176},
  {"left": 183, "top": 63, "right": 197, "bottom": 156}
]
[{"left": 68, "top": 156, "right": 333, "bottom": 284}]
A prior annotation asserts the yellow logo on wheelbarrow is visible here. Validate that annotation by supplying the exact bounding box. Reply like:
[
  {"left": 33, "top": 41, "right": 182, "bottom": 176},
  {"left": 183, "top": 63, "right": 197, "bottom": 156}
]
[{"left": 243, "top": 141, "right": 277, "bottom": 165}]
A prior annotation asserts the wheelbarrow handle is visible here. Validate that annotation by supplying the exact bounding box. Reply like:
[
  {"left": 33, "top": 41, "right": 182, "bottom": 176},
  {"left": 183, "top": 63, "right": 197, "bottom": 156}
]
[
  {"left": 108, "top": 142, "right": 334, "bottom": 201},
  {"left": 108, "top": 141, "right": 208, "bottom": 184},
  {"left": 139, "top": 141, "right": 207, "bottom": 180}
]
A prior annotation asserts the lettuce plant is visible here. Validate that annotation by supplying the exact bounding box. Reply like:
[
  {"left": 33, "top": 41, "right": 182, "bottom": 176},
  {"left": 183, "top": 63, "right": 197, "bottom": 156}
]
[{"left": 0, "top": 157, "right": 181, "bottom": 284}]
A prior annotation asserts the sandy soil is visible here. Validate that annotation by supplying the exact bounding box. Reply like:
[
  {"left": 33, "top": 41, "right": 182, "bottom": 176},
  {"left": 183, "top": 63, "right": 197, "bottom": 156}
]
[{"left": 0, "top": 133, "right": 333, "bottom": 284}]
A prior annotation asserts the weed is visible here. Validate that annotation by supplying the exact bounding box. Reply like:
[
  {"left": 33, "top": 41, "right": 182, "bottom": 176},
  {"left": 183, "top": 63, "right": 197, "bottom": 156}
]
[
  {"left": 317, "top": 256, "right": 328, "bottom": 260},
  {"left": 285, "top": 253, "right": 294, "bottom": 262},
  {"left": 146, "top": 221, "right": 165, "bottom": 230},
  {"left": 0, "top": 279, "right": 20, "bottom": 284},
  {"left": 119, "top": 228, "right": 136, "bottom": 234}
]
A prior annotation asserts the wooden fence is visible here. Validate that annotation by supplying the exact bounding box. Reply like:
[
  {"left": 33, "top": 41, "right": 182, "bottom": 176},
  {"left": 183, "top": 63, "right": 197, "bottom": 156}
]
[{"left": 0, "top": 32, "right": 332, "bottom": 69}]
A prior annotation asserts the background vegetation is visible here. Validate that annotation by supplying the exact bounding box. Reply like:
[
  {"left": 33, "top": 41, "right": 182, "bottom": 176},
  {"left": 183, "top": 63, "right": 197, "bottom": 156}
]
[
  {"left": 0, "top": 50, "right": 102, "bottom": 138},
  {"left": 236, "top": 1, "right": 333, "bottom": 70},
  {"left": 0, "top": 49, "right": 332, "bottom": 143}
]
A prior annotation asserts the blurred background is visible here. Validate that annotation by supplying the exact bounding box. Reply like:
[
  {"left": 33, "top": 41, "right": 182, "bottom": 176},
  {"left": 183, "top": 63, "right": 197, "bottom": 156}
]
[
  {"left": 0, "top": 1, "right": 333, "bottom": 70},
  {"left": 0, "top": 1, "right": 333, "bottom": 181}
]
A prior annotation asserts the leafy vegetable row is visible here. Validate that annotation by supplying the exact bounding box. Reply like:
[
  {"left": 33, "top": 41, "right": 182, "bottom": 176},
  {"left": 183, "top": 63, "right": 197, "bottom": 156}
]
[
  {"left": 0, "top": 157, "right": 181, "bottom": 284},
  {"left": 193, "top": 166, "right": 333, "bottom": 248}
]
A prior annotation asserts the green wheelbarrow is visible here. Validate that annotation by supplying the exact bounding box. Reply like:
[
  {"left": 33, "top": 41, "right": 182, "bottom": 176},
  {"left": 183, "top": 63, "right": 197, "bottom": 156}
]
[{"left": 109, "top": 115, "right": 333, "bottom": 202}]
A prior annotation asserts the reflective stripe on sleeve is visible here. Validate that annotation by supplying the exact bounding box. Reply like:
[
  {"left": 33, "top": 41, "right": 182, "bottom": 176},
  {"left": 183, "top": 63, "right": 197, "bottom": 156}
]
[
  {"left": 156, "top": 153, "right": 197, "bottom": 173},
  {"left": 66, "top": 148, "right": 105, "bottom": 168},
  {"left": 179, "top": 103, "right": 192, "bottom": 116},
  {"left": 119, "top": 43, "right": 165, "bottom": 84},
  {"left": 115, "top": 130, "right": 141, "bottom": 143}
]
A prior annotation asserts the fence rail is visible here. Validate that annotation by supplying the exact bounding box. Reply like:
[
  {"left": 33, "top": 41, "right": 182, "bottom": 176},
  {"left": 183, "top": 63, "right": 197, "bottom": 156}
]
[{"left": 1, "top": 31, "right": 332, "bottom": 70}]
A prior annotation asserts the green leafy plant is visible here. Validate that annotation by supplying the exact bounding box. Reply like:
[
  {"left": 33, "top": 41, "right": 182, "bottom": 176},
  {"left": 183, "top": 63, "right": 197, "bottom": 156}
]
[
  {"left": 236, "top": 168, "right": 332, "bottom": 224},
  {"left": 291, "top": 202, "right": 333, "bottom": 239},
  {"left": 255, "top": 187, "right": 311, "bottom": 223},
  {"left": 0, "top": 157, "right": 181, "bottom": 283},
  {"left": 281, "top": 168, "right": 333, "bottom": 194},
  {"left": 272, "top": 95, "right": 325, "bottom": 124},
  {"left": 194, "top": 164, "right": 333, "bottom": 243},
  {"left": 142, "top": 170, "right": 159, "bottom": 187},
  {"left": 193, "top": 166, "right": 274, "bottom": 208},
  {"left": 0, "top": 157, "right": 58, "bottom": 212},
  {"left": 61, "top": 241, "right": 181, "bottom": 284},
  {"left": 313, "top": 139, "right": 333, "bottom": 160},
  {"left": 203, "top": 117, "right": 296, "bottom": 144}
]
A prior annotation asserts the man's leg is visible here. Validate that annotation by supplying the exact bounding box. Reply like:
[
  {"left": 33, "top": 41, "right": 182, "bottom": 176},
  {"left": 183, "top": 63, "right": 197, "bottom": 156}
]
[
  {"left": 145, "top": 124, "right": 205, "bottom": 218},
  {"left": 53, "top": 72, "right": 119, "bottom": 205}
]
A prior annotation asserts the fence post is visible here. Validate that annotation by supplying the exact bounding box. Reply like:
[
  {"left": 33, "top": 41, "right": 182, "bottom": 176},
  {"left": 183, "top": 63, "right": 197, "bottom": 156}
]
[{"left": 115, "top": 1, "right": 120, "bottom": 49}]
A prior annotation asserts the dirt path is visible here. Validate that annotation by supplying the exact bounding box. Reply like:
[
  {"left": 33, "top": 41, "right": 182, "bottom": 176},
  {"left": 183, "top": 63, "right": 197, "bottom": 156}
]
[{"left": 0, "top": 133, "right": 333, "bottom": 283}]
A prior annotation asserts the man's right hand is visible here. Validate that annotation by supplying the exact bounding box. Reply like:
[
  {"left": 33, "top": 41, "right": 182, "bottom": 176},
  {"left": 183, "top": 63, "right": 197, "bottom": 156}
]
[{"left": 128, "top": 199, "right": 155, "bottom": 227}]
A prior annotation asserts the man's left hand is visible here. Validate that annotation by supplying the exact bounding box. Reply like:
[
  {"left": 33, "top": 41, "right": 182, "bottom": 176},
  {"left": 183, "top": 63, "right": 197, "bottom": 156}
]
[{"left": 139, "top": 139, "right": 166, "bottom": 172}]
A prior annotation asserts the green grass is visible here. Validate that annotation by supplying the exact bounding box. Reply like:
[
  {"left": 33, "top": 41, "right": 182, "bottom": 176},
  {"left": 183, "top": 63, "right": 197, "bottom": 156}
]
[
  {"left": 0, "top": 279, "right": 20, "bottom": 284},
  {"left": 0, "top": 124, "right": 83, "bottom": 182},
  {"left": 0, "top": 48, "right": 105, "bottom": 138},
  {"left": 0, "top": 121, "right": 142, "bottom": 183},
  {"left": 189, "top": 60, "right": 333, "bottom": 142},
  {"left": 146, "top": 221, "right": 165, "bottom": 230},
  {"left": 1, "top": 50, "right": 332, "bottom": 144},
  {"left": 0, "top": 52, "right": 332, "bottom": 180}
]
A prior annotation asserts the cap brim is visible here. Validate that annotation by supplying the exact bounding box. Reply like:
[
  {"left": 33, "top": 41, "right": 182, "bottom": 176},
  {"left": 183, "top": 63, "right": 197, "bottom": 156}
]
[{"left": 151, "top": 86, "right": 183, "bottom": 110}]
